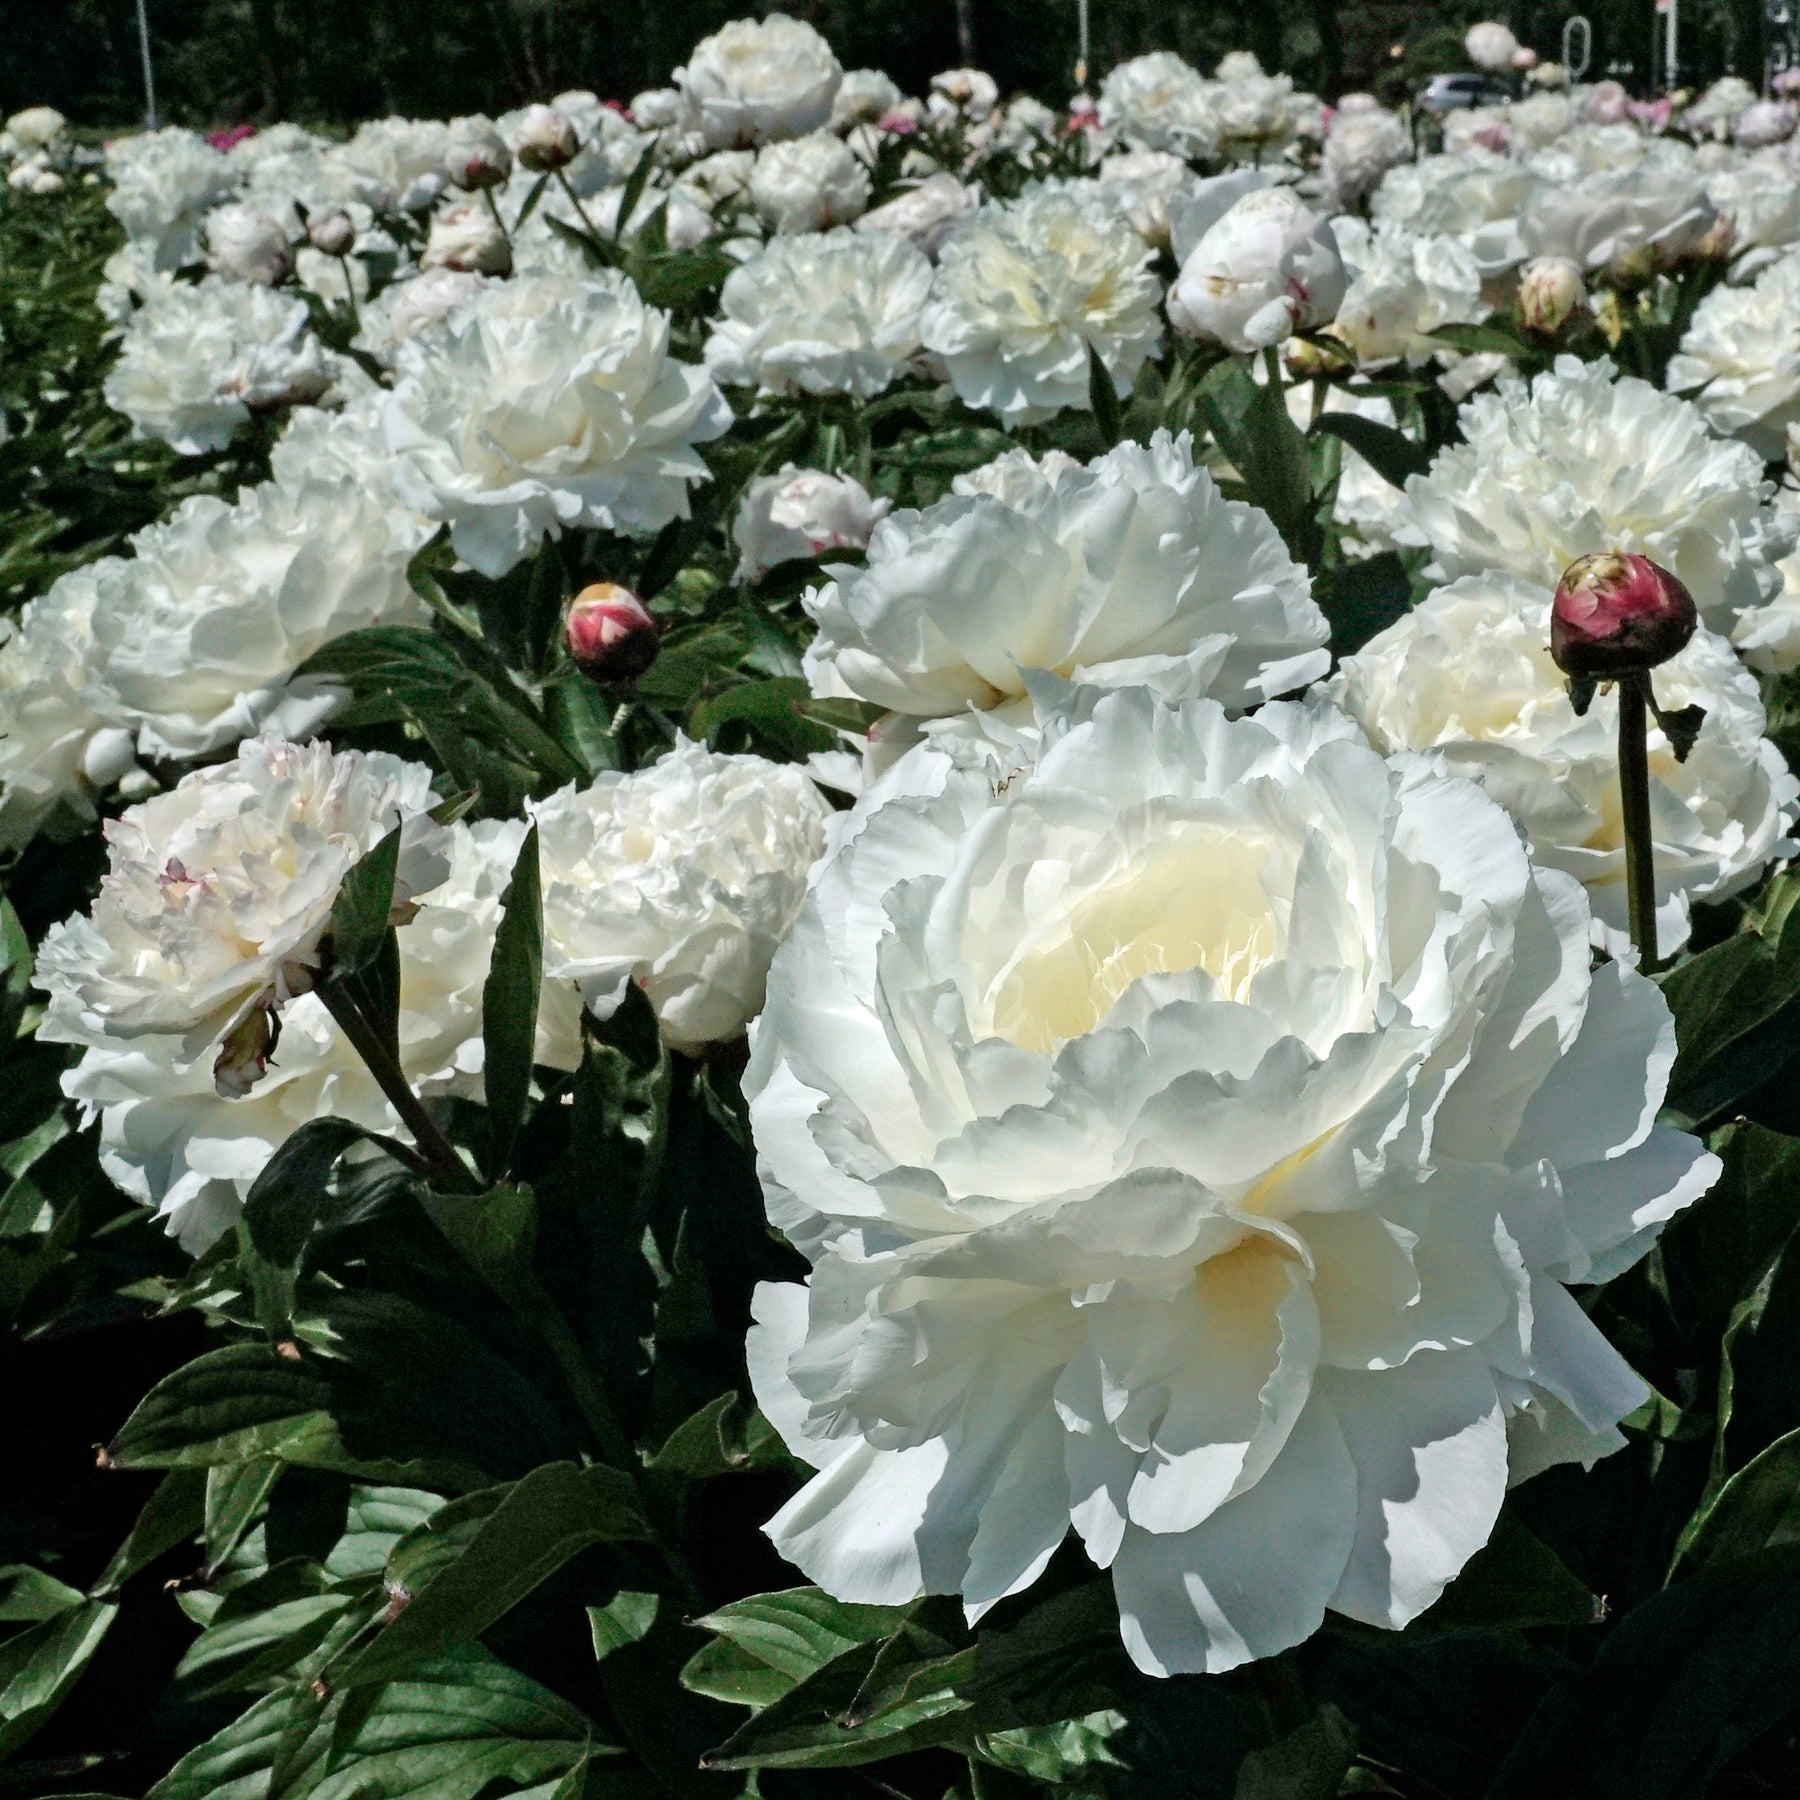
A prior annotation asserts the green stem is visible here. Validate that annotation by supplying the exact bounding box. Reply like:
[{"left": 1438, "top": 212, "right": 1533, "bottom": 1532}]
[
  {"left": 552, "top": 166, "right": 599, "bottom": 239},
  {"left": 480, "top": 182, "right": 511, "bottom": 242},
  {"left": 317, "top": 983, "right": 477, "bottom": 1191},
  {"left": 1618, "top": 670, "right": 1661, "bottom": 974},
  {"left": 335, "top": 252, "right": 359, "bottom": 329},
  {"left": 1263, "top": 343, "right": 1284, "bottom": 392}
]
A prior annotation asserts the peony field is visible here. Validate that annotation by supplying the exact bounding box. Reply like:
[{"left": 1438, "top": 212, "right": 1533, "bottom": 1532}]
[{"left": 6, "top": 14, "right": 1800, "bottom": 1795}]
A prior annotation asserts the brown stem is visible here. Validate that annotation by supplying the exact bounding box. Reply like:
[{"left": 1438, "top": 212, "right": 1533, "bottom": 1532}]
[{"left": 1618, "top": 670, "right": 1660, "bottom": 973}]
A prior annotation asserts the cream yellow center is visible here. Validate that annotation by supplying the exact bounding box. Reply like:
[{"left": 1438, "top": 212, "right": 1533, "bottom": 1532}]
[{"left": 989, "top": 828, "right": 1280, "bottom": 1054}]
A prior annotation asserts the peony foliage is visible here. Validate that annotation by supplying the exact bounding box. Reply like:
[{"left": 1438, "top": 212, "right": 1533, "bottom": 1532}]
[{"left": 5, "top": 29, "right": 1800, "bottom": 1800}]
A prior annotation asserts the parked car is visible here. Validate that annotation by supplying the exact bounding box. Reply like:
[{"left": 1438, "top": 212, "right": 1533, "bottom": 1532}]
[{"left": 1416, "top": 72, "right": 1516, "bottom": 112}]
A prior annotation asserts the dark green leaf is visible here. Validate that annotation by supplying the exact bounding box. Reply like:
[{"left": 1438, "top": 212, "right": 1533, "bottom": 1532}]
[
  {"left": 330, "top": 827, "right": 402, "bottom": 983},
  {"left": 93, "top": 1469, "right": 208, "bottom": 1596},
  {"left": 482, "top": 826, "right": 542, "bottom": 1181},
  {"left": 589, "top": 1591, "right": 660, "bottom": 1661},
  {"left": 1308, "top": 412, "right": 1432, "bottom": 489},
  {"left": 0, "top": 1598, "right": 118, "bottom": 1761},
  {"left": 1232, "top": 1704, "right": 1355, "bottom": 1800},
  {"left": 1429, "top": 321, "right": 1533, "bottom": 360},
  {"left": 646, "top": 1392, "right": 786, "bottom": 1479},
  {"left": 1200, "top": 359, "right": 1317, "bottom": 564},
  {"left": 1677, "top": 1426, "right": 1800, "bottom": 1570},
  {"left": 0, "top": 1567, "right": 84, "bottom": 1623},
  {"left": 1410, "top": 1514, "right": 1599, "bottom": 1633},
  {"left": 613, "top": 140, "right": 658, "bottom": 240},
  {"left": 1314, "top": 551, "right": 1414, "bottom": 659},
  {"left": 205, "top": 1460, "right": 285, "bottom": 1574},
  {"left": 1087, "top": 340, "right": 1122, "bottom": 448},
  {"left": 683, "top": 1588, "right": 910, "bottom": 1710},
  {"left": 339, "top": 1461, "right": 650, "bottom": 1687}
]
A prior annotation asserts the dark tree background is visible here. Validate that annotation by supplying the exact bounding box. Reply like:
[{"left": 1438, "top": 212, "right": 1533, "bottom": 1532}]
[{"left": 0, "top": 0, "right": 1774, "bottom": 127}]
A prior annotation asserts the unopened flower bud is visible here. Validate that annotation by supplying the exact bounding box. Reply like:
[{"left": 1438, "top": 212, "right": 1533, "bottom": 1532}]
[
  {"left": 1690, "top": 212, "right": 1736, "bottom": 265},
  {"left": 207, "top": 202, "right": 293, "bottom": 285},
  {"left": 444, "top": 116, "right": 513, "bottom": 190},
  {"left": 307, "top": 208, "right": 356, "bottom": 257},
  {"left": 566, "top": 583, "right": 660, "bottom": 684},
  {"left": 1517, "top": 256, "right": 1585, "bottom": 335},
  {"left": 515, "top": 103, "right": 580, "bottom": 172},
  {"left": 1550, "top": 553, "right": 1697, "bottom": 680}
]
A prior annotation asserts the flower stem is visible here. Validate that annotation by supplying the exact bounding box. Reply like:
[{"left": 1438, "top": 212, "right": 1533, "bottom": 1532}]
[
  {"left": 317, "top": 982, "right": 477, "bottom": 1191},
  {"left": 552, "top": 167, "right": 599, "bottom": 239},
  {"left": 480, "top": 183, "right": 511, "bottom": 242},
  {"left": 1618, "top": 670, "right": 1660, "bottom": 973},
  {"left": 335, "top": 252, "right": 359, "bottom": 328}
]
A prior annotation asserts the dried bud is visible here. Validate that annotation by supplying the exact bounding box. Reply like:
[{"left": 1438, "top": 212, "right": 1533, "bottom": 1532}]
[
  {"left": 515, "top": 103, "right": 580, "bottom": 172},
  {"left": 566, "top": 583, "right": 660, "bottom": 684},
  {"left": 1516, "top": 256, "right": 1585, "bottom": 335},
  {"left": 1550, "top": 553, "right": 1697, "bottom": 680},
  {"left": 307, "top": 208, "right": 356, "bottom": 257},
  {"left": 444, "top": 116, "right": 513, "bottom": 190}
]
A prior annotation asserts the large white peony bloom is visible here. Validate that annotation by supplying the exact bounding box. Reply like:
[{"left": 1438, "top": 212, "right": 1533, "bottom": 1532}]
[
  {"left": 856, "top": 174, "right": 980, "bottom": 261},
  {"left": 734, "top": 465, "right": 889, "bottom": 583},
  {"left": 331, "top": 117, "right": 451, "bottom": 214},
  {"left": 675, "top": 14, "right": 844, "bottom": 151},
  {"left": 1333, "top": 573, "right": 1798, "bottom": 955},
  {"left": 801, "top": 431, "right": 1329, "bottom": 739},
  {"left": 1328, "top": 219, "right": 1489, "bottom": 369},
  {"left": 1520, "top": 144, "right": 1719, "bottom": 272},
  {"left": 1321, "top": 106, "right": 1412, "bottom": 209},
  {"left": 1705, "top": 155, "right": 1800, "bottom": 255},
  {"left": 1168, "top": 186, "right": 1346, "bottom": 355},
  {"left": 34, "top": 735, "right": 448, "bottom": 1068},
  {"left": 749, "top": 131, "right": 871, "bottom": 233},
  {"left": 533, "top": 738, "right": 832, "bottom": 1052},
  {"left": 63, "top": 818, "right": 584, "bottom": 1254},
  {"left": 91, "top": 472, "right": 430, "bottom": 763},
  {"left": 1735, "top": 471, "right": 1800, "bottom": 673},
  {"left": 705, "top": 228, "right": 933, "bottom": 398},
  {"left": 746, "top": 684, "right": 1715, "bottom": 1675},
  {"left": 1098, "top": 52, "right": 1219, "bottom": 161},
  {"left": 921, "top": 188, "right": 1163, "bottom": 424},
  {"left": 1666, "top": 251, "right": 1800, "bottom": 461},
  {"left": 1372, "top": 149, "right": 1535, "bottom": 277},
  {"left": 103, "top": 278, "right": 342, "bottom": 454},
  {"left": 105, "top": 128, "right": 238, "bottom": 269},
  {"left": 382, "top": 270, "right": 732, "bottom": 577},
  {"left": 354, "top": 267, "right": 489, "bottom": 365},
  {"left": 0, "top": 564, "right": 137, "bottom": 853},
  {"left": 1398, "top": 356, "right": 1796, "bottom": 638},
  {"left": 1210, "top": 57, "right": 1298, "bottom": 163}
]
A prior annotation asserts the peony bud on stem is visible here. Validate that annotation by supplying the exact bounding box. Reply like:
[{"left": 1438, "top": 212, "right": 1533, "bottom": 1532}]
[
  {"left": 479, "top": 184, "right": 511, "bottom": 243},
  {"left": 1615, "top": 671, "right": 1660, "bottom": 972},
  {"left": 566, "top": 582, "right": 660, "bottom": 685},
  {"left": 552, "top": 167, "right": 600, "bottom": 241}
]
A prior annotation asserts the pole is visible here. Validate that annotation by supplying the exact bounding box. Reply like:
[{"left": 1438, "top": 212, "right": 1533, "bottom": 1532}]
[
  {"left": 135, "top": 0, "right": 159, "bottom": 128},
  {"left": 1075, "top": 0, "right": 1090, "bottom": 86},
  {"left": 1667, "top": 0, "right": 1680, "bottom": 89}
]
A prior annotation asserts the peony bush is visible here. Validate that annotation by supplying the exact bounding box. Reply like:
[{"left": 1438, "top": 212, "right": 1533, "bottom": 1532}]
[{"left": 4, "top": 36, "right": 1800, "bottom": 1800}]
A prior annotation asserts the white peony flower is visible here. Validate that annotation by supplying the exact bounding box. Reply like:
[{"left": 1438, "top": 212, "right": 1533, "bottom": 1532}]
[
  {"left": 833, "top": 69, "right": 905, "bottom": 129},
  {"left": 105, "top": 128, "right": 238, "bottom": 269},
  {"left": 734, "top": 466, "right": 890, "bottom": 582},
  {"left": 205, "top": 201, "right": 294, "bottom": 285},
  {"left": 1686, "top": 76, "right": 1760, "bottom": 139},
  {"left": 0, "top": 564, "right": 137, "bottom": 853},
  {"left": 1096, "top": 151, "right": 1199, "bottom": 250},
  {"left": 675, "top": 148, "right": 757, "bottom": 212},
  {"left": 802, "top": 430, "right": 1329, "bottom": 736},
  {"left": 443, "top": 115, "right": 513, "bottom": 190},
  {"left": 421, "top": 199, "right": 513, "bottom": 274},
  {"left": 676, "top": 14, "right": 844, "bottom": 151},
  {"left": 952, "top": 445, "right": 1083, "bottom": 507},
  {"left": 533, "top": 738, "right": 832, "bottom": 1052},
  {"left": 929, "top": 68, "right": 1001, "bottom": 123},
  {"left": 103, "top": 277, "right": 341, "bottom": 454},
  {"left": 705, "top": 228, "right": 932, "bottom": 398},
  {"left": 1328, "top": 219, "right": 1488, "bottom": 369},
  {"left": 1334, "top": 572, "right": 1798, "bottom": 955},
  {"left": 64, "top": 817, "right": 584, "bottom": 1254},
  {"left": 922, "top": 188, "right": 1163, "bottom": 424},
  {"left": 1731, "top": 471, "right": 1800, "bottom": 672},
  {"left": 1521, "top": 144, "right": 1719, "bottom": 271},
  {"left": 1373, "top": 149, "right": 1536, "bottom": 275},
  {"left": 353, "top": 267, "right": 488, "bottom": 364},
  {"left": 1211, "top": 60, "right": 1298, "bottom": 162},
  {"left": 1666, "top": 250, "right": 1800, "bottom": 460},
  {"left": 1398, "top": 356, "right": 1796, "bottom": 638},
  {"left": 856, "top": 173, "right": 980, "bottom": 260},
  {"left": 382, "top": 270, "right": 733, "bottom": 578},
  {"left": 1736, "top": 100, "right": 1797, "bottom": 148},
  {"left": 1098, "top": 52, "right": 1219, "bottom": 161},
  {"left": 749, "top": 131, "right": 872, "bottom": 233},
  {"left": 1506, "top": 91, "right": 1576, "bottom": 153},
  {"left": 1321, "top": 106, "right": 1413, "bottom": 208},
  {"left": 332, "top": 117, "right": 451, "bottom": 214},
  {"left": 6, "top": 106, "right": 66, "bottom": 150},
  {"left": 34, "top": 735, "right": 449, "bottom": 1069},
  {"left": 1168, "top": 186, "right": 1346, "bottom": 354},
  {"left": 1705, "top": 156, "right": 1800, "bottom": 256},
  {"left": 1466, "top": 21, "right": 1521, "bottom": 69},
  {"left": 746, "top": 683, "right": 1715, "bottom": 1675},
  {"left": 91, "top": 472, "right": 430, "bottom": 764}
]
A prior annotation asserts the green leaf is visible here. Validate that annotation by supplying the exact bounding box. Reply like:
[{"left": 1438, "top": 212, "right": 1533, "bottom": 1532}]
[
  {"left": 175, "top": 1586, "right": 370, "bottom": 1700},
  {"left": 339, "top": 1461, "right": 650, "bottom": 1688},
  {"left": 613, "top": 140, "right": 658, "bottom": 240},
  {"left": 1086, "top": 340, "right": 1122, "bottom": 448},
  {"left": 686, "top": 677, "right": 839, "bottom": 757},
  {"left": 1677, "top": 1425, "right": 1800, "bottom": 1570},
  {"left": 1233, "top": 1704, "right": 1356, "bottom": 1800},
  {"left": 482, "top": 827, "right": 542, "bottom": 1182},
  {"left": 1409, "top": 1514, "right": 1599, "bottom": 1634},
  {"left": 0, "top": 1597, "right": 118, "bottom": 1761},
  {"left": 205, "top": 1460, "right": 285, "bottom": 1574},
  {"left": 589, "top": 1592, "right": 661, "bottom": 1661},
  {"left": 646, "top": 1392, "right": 786, "bottom": 1480},
  {"left": 330, "top": 826, "right": 402, "bottom": 983},
  {"left": 0, "top": 896, "right": 32, "bottom": 1045},
  {"left": 93, "top": 1469, "right": 208, "bottom": 1596},
  {"left": 683, "top": 1588, "right": 909, "bottom": 1710},
  {"left": 147, "top": 1644, "right": 601, "bottom": 1800},
  {"left": 1429, "top": 321, "right": 1533, "bottom": 360},
  {"left": 1200, "top": 359, "right": 1318, "bottom": 565},
  {"left": 1308, "top": 412, "right": 1432, "bottom": 489},
  {"left": 0, "top": 1566, "right": 85, "bottom": 1623}
]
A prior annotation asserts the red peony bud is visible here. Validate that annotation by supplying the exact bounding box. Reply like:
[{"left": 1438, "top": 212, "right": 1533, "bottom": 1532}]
[
  {"left": 1549, "top": 552, "right": 1697, "bottom": 680},
  {"left": 565, "top": 582, "right": 660, "bottom": 684}
]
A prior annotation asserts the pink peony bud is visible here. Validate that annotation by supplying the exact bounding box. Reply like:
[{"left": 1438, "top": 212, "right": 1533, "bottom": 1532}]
[
  {"left": 515, "top": 103, "right": 580, "bottom": 172},
  {"left": 1550, "top": 553, "right": 1697, "bottom": 680},
  {"left": 566, "top": 582, "right": 660, "bottom": 684},
  {"left": 307, "top": 208, "right": 356, "bottom": 257},
  {"left": 444, "top": 116, "right": 513, "bottom": 190}
]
